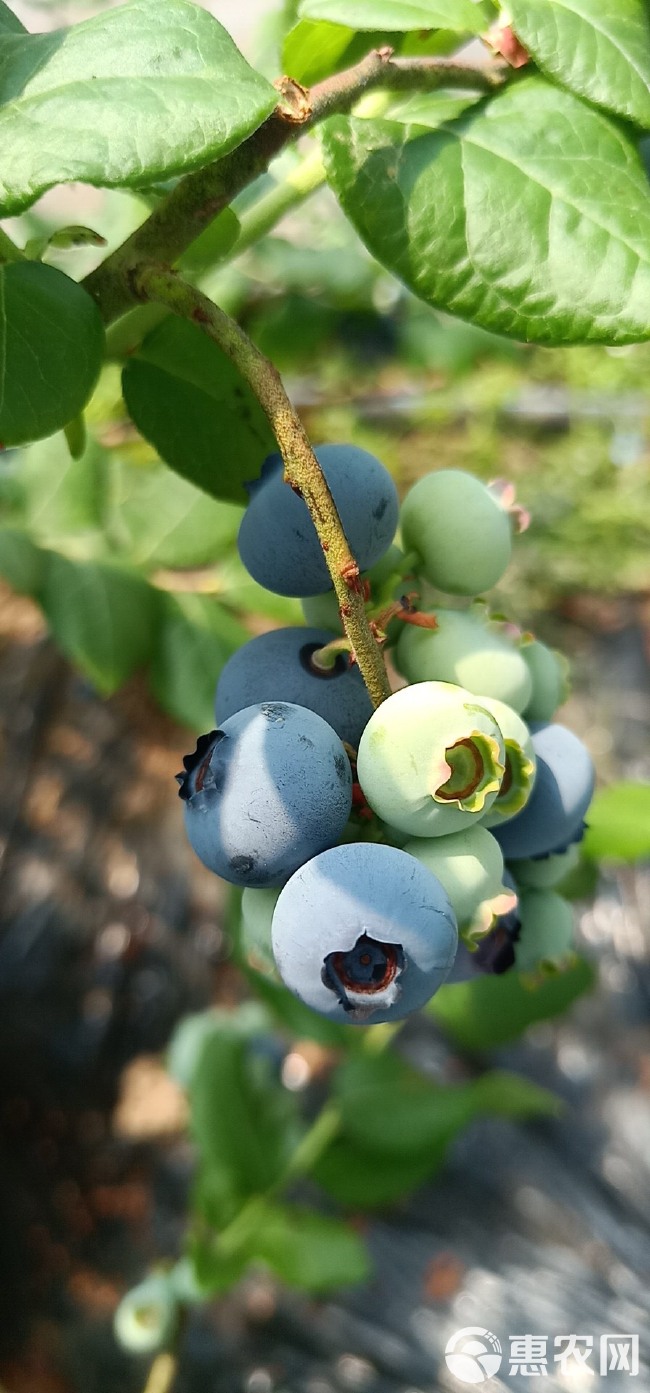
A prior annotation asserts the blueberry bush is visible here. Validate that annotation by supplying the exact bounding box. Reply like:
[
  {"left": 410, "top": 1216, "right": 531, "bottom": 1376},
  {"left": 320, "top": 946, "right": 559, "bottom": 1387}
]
[{"left": 2, "top": 0, "right": 650, "bottom": 1381}]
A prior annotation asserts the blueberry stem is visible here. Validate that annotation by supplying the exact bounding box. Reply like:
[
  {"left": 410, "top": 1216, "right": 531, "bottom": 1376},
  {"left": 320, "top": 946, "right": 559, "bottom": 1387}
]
[
  {"left": 310, "top": 636, "right": 353, "bottom": 672},
  {"left": 131, "top": 265, "right": 392, "bottom": 707}
]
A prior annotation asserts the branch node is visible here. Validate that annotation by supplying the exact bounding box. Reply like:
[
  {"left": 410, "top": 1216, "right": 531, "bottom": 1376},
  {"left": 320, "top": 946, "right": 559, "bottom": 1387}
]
[{"left": 273, "top": 76, "right": 312, "bottom": 123}]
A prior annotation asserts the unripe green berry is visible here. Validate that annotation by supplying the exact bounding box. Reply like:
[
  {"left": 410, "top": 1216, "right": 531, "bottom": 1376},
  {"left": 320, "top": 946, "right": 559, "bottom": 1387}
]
[
  {"left": 396, "top": 608, "right": 533, "bottom": 713},
  {"left": 509, "top": 843, "right": 581, "bottom": 890},
  {"left": 522, "top": 639, "right": 571, "bottom": 721},
  {"left": 357, "top": 682, "right": 506, "bottom": 838},
  {"left": 404, "top": 825, "right": 516, "bottom": 944},
  {"left": 241, "top": 886, "right": 281, "bottom": 978},
  {"left": 473, "top": 694, "right": 536, "bottom": 826},
  {"left": 113, "top": 1274, "right": 177, "bottom": 1355},
  {"left": 514, "top": 889, "right": 575, "bottom": 973},
  {"left": 400, "top": 469, "right": 512, "bottom": 596}
]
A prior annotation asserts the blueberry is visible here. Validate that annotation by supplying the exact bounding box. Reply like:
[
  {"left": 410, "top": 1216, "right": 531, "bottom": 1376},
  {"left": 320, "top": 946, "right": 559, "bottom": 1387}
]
[
  {"left": 403, "top": 824, "right": 516, "bottom": 943},
  {"left": 493, "top": 722, "right": 595, "bottom": 861},
  {"left": 509, "top": 842, "right": 581, "bottom": 889},
  {"left": 215, "top": 626, "right": 373, "bottom": 747},
  {"left": 396, "top": 607, "right": 533, "bottom": 714},
  {"left": 400, "top": 469, "right": 512, "bottom": 595},
  {"left": 113, "top": 1274, "right": 177, "bottom": 1354},
  {"left": 513, "top": 889, "right": 575, "bottom": 973},
  {"left": 522, "top": 639, "right": 570, "bottom": 722},
  {"left": 177, "top": 703, "right": 352, "bottom": 887},
  {"left": 472, "top": 693, "right": 536, "bottom": 826},
  {"left": 271, "top": 842, "right": 458, "bottom": 1023},
  {"left": 356, "top": 681, "right": 506, "bottom": 838},
  {"left": 237, "top": 444, "right": 399, "bottom": 597}
]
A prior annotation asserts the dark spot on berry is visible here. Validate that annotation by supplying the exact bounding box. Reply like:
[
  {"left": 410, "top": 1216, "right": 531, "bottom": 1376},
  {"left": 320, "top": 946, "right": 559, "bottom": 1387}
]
[
  {"left": 230, "top": 855, "right": 256, "bottom": 875},
  {"left": 372, "top": 495, "right": 388, "bottom": 521},
  {"left": 334, "top": 753, "right": 349, "bottom": 782},
  {"left": 260, "top": 703, "right": 286, "bottom": 724}
]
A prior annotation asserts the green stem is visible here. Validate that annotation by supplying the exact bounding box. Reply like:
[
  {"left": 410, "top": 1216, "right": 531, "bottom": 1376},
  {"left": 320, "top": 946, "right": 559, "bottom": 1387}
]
[
  {"left": 85, "top": 51, "right": 505, "bottom": 326},
  {"left": 0, "top": 226, "right": 24, "bottom": 264},
  {"left": 104, "top": 149, "right": 326, "bottom": 361},
  {"left": 142, "top": 1354, "right": 176, "bottom": 1393},
  {"left": 232, "top": 146, "right": 326, "bottom": 258},
  {"left": 133, "top": 264, "right": 391, "bottom": 707}
]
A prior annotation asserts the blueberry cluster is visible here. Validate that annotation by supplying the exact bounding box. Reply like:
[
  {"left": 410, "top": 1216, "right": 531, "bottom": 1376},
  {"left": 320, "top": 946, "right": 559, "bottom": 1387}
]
[{"left": 177, "top": 449, "right": 594, "bottom": 1025}]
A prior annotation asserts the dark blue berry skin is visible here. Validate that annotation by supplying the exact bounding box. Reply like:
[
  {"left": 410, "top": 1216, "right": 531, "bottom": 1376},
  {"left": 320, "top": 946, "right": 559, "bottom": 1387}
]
[
  {"left": 237, "top": 445, "right": 399, "bottom": 597},
  {"left": 271, "top": 842, "right": 458, "bottom": 1024},
  {"left": 215, "top": 626, "right": 374, "bottom": 748},
  {"left": 493, "top": 722, "right": 594, "bottom": 861},
  {"left": 177, "top": 703, "right": 353, "bottom": 888}
]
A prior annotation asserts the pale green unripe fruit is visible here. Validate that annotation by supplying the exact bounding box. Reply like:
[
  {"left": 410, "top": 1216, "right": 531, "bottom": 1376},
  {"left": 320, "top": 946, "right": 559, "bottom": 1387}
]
[
  {"left": 114, "top": 1274, "right": 177, "bottom": 1354},
  {"left": 473, "top": 694, "right": 536, "bottom": 826},
  {"left": 404, "top": 825, "right": 516, "bottom": 943},
  {"left": 396, "top": 608, "right": 533, "bottom": 713},
  {"left": 356, "top": 682, "right": 506, "bottom": 838},
  {"left": 514, "top": 889, "right": 575, "bottom": 972},
  {"left": 400, "top": 469, "right": 512, "bottom": 595},
  {"left": 301, "top": 590, "right": 341, "bottom": 630},
  {"left": 509, "top": 843, "right": 580, "bottom": 890},
  {"left": 522, "top": 639, "right": 571, "bottom": 721},
  {"left": 241, "top": 886, "right": 281, "bottom": 978}
]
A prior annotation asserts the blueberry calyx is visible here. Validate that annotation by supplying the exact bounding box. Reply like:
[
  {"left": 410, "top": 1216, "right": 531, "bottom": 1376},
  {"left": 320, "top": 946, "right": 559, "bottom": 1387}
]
[
  {"left": 322, "top": 933, "right": 405, "bottom": 1013},
  {"left": 175, "top": 730, "right": 224, "bottom": 801}
]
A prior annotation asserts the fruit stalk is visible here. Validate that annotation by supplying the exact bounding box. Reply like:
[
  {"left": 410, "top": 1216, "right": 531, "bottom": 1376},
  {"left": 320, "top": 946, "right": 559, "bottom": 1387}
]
[{"left": 133, "top": 264, "right": 392, "bottom": 706}]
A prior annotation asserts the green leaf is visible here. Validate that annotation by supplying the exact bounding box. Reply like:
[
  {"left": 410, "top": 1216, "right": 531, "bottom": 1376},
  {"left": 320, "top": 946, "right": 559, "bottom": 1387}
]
[
  {"left": 335, "top": 1052, "right": 477, "bottom": 1155},
  {"left": 0, "top": 262, "right": 104, "bottom": 446},
  {"left": 283, "top": 17, "right": 467, "bottom": 85},
  {"left": 41, "top": 554, "right": 160, "bottom": 693},
  {"left": 167, "top": 1003, "right": 270, "bottom": 1090},
  {"left": 323, "top": 78, "right": 650, "bottom": 344},
  {"left": 122, "top": 317, "right": 276, "bottom": 505},
  {"left": 384, "top": 88, "right": 485, "bottom": 128},
  {"left": 0, "top": 0, "right": 277, "bottom": 215},
  {"left": 0, "top": 526, "right": 46, "bottom": 595},
  {"left": 115, "top": 464, "right": 243, "bottom": 568},
  {"left": 471, "top": 1069, "right": 562, "bottom": 1120},
  {"left": 429, "top": 956, "right": 596, "bottom": 1051},
  {"left": 313, "top": 1133, "right": 438, "bottom": 1206},
  {"left": 582, "top": 781, "right": 650, "bottom": 861},
  {"left": 507, "top": 0, "right": 650, "bottom": 130},
  {"left": 148, "top": 592, "right": 247, "bottom": 730},
  {"left": 20, "top": 434, "right": 106, "bottom": 545},
  {"left": 334, "top": 1053, "right": 559, "bottom": 1157},
  {"left": 298, "top": 0, "right": 484, "bottom": 30},
  {"left": 242, "top": 964, "right": 353, "bottom": 1047},
  {"left": 0, "top": 2, "right": 25, "bottom": 35},
  {"left": 252, "top": 1202, "right": 370, "bottom": 1289},
  {"left": 190, "top": 1030, "right": 296, "bottom": 1213}
]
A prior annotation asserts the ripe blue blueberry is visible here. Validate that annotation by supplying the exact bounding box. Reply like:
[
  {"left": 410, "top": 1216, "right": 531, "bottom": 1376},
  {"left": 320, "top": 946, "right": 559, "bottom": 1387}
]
[
  {"left": 177, "top": 703, "right": 352, "bottom": 888},
  {"left": 237, "top": 444, "right": 399, "bottom": 596},
  {"left": 493, "top": 722, "right": 594, "bottom": 861},
  {"left": 215, "top": 626, "right": 373, "bottom": 748},
  {"left": 271, "top": 842, "right": 458, "bottom": 1024}
]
